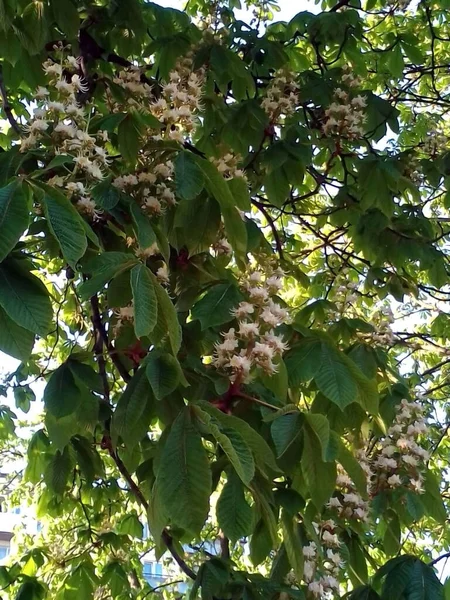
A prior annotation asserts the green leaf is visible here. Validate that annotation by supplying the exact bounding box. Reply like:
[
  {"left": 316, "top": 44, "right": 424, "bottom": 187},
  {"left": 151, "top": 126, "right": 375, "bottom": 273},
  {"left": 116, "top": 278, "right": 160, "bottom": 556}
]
[
  {"left": 192, "top": 282, "right": 243, "bottom": 329},
  {"left": 0, "top": 181, "right": 29, "bottom": 262},
  {"left": 421, "top": 470, "right": 447, "bottom": 524},
  {"left": 111, "top": 368, "right": 154, "bottom": 448},
  {"left": 130, "top": 203, "right": 157, "bottom": 248},
  {"left": 149, "top": 271, "right": 182, "bottom": 355},
  {"left": 314, "top": 343, "right": 357, "bottom": 409},
  {"left": 174, "top": 151, "right": 205, "bottom": 200},
  {"left": 199, "top": 402, "right": 281, "bottom": 476},
  {"left": 39, "top": 186, "right": 87, "bottom": 266},
  {"left": 117, "top": 513, "right": 143, "bottom": 538},
  {"left": 174, "top": 195, "right": 221, "bottom": 255},
  {"left": 44, "top": 362, "right": 81, "bottom": 419},
  {"left": 130, "top": 264, "right": 157, "bottom": 338},
  {"left": 146, "top": 351, "right": 180, "bottom": 399},
  {"left": 0, "top": 305, "right": 34, "bottom": 360},
  {"left": 195, "top": 406, "right": 255, "bottom": 484},
  {"left": 15, "top": 579, "right": 45, "bottom": 600},
  {"left": 118, "top": 114, "right": 142, "bottom": 164},
  {"left": 78, "top": 252, "right": 138, "bottom": 299},
  {"left": 250, "top": 519, "right": 273, "bottom": 566},
  {"left": 157, "top": 408, "right": 211, "bottom": 534},
  {"left": 271, "top": 412, "right": 302, "bottom": 457},
  {"left": 194, "top": 158, "right": 247, "bottom": 261},
  {"left": 303, "top": 413, "right": 330, "bottom": 461},
  {"left": 44, "top": 446, "right": 73, "bottom": 495},
  {"left": 216, "top": 470, "right": 253, "bottom": 543},
  {"left": 50, "top": 0, "right": 79, "bottom": 38},
  {"left": 91, "top": 176, "right": 121, "bottom": 210},
  {"left": 0, "top": 259, "right": 52, "bottom": 336},
  {"left": 383, "top": 511, "right": 401, "bottom": 556},
  {"left": 281, "top": 510, "right": 303, "bottom": 581},
  {"left": 335, "top": 434, "right": 368, "bottom": 498},
  {"left": 301, "top": 414, "right": 336, "bottom": 508},
  {"left": 387, "top": 44, "right": 404, "bottom": 79},
  {"left": 284, "top": 339, "right": 322, "bottom": 385}
]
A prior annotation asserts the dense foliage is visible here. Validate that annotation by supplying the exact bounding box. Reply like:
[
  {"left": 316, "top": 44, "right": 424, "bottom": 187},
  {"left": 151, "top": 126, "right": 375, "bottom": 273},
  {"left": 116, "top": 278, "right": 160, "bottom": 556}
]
[{"left": 0, "top": 0, "right": 450, "bottom": 598}]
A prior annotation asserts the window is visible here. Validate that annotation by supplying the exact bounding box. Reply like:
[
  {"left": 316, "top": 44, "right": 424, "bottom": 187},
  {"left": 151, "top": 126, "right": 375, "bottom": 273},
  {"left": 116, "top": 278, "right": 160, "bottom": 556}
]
[
  {"left": 154, "top": 563, "right": 163, "bottom": 577},
  {"left": 0, "top": 546, "right": 10, "bottom": 561},
  {"left": 143, "top": 563, "right": 152, "bottom": 582}
]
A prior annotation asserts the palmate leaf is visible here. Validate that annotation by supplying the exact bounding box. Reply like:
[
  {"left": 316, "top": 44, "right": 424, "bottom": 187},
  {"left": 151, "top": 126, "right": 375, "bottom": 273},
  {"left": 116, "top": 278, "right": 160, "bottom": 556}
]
[
  {"left": 195, "top": 406, "right": 255, "bottom": 484},
  {"left": 38, "top": 185, "right": 88, "bottom": 266},
  {"left": 376, "top": 556, "right": 443, "bottom": 600},
  {"left": 0, "top": 180, "right": 30, "bottom": 262},
  {"left": 0, "top": 305, "right": 34, "bottom": 360},
  {"left": 174, "top": 150, "right": 205, "bottom": 200},
  {"left": 301, "top": 414, "right": 336, "bottom": 509},
  {"left": 314, "top": 343, "right": 358, "bottom": 409},
  {"left": 145, "top": 351, "right": 180, "bottom": 400},
  {"left": 43, "top": 361, "right": 82, "bottom": 419},
  {"left": 44, "top": 446, "right": 73, "bottom": 495},
  {"left": 149, "top": 270, "right": 182, "bottom": 355},
  {"left": 198, "top": 401, "right": 281, "bottom": 476},
  {"left": 191, "top": 281, "right": 243, "bottom": 329},
  {"left": 111, "top": 368, "right": 154, "bottom": 448},
  {"left": 130, "top": 263, "right": 157, "bottom": 338},
  {"left": 78, "top": 252, "right": 138, "bottom": 299},
  {"left": 281, "top": 510, "right": 303, "bottom": 582},
  {"left": 194, "top": 157, "right": 248, "bottom": 261},
  {"left": 156, "top": 408, "right": 211, "bottom": 535},
  {"left": 0, "top": 259, "right": 52, "bottom": 336},
  {"left": 216, "top": 470, "right": 253, "bottom": 543}
]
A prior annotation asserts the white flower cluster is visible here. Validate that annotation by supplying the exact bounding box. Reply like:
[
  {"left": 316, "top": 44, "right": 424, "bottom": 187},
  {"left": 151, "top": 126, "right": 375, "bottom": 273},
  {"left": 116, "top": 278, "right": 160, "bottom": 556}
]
[
  {"left": 151, "top": 56, "right": 203, "bottom": 143},
  {"left": 113, "top": 67, "right": 152, "bottom": 98},
  {"left": 327, "top": 461, "right": 370, "bottom": 523},
  {"left": 422, "top": 129, "right": 448, "bottom": 158},
  {"left": 21, "top": 57, "right": 113, "bottom": 218},
  {"left": 369, "top": 306, "right": 396, "bottom": 346},
  {"left": 323, "top": 67, "right": 366, "bottom": 139},
  {"left": 210, "top": 152, "right": 246, "bottom": 180},
  {"left": 113, "top": 163, "right": 176, "bottom": 217},
  {"left": 212, "top": 269, "right": 289, "bottom": 382},
  {"left": 332, "top": 280, "right": 359, "bottom": 316},
  {"left": 330, "top": 276, "right": 396, "bottom": 347},
  {"left": 374, "top": 398, "right": 429, "bottom": 494},
  {"left": 301, "top": 524, "right": 343, "bottom": 598},
  {"left": 212, "top": 238, "right": 233, "bottom": 256},
  {"left": 261, "top": 69, "right": 299, "bottom": 122},
  {"left": 113, "top": 304, "right": 134, "bottom": 335}
]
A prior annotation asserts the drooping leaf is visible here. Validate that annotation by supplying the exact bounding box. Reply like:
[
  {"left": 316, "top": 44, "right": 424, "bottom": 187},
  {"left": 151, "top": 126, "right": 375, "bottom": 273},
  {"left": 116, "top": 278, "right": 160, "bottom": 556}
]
[
  {"left": 111, "top": 368, "right": 154, "bottom": 448},
  {"left": 192, "top": 282, "right": 243, "bottom": 329},
  {"left": 0, "top": 305, "right": 34, "bottom": 360},
  {"left": 130, "top": 263, "right": 157, "bottom": 338},
  {"left": 43, "top": 361, "right": 82, "bottom": 419},
  {"left": 0, "top": 181, "right": 29, "bottom": 262},
  {"left": 149, "top": 270, "right": 182, "bottom": 355},
  {"left": 44, "top": 446, "right": 73, "bottom": 495},
  {"left": 314, "top": 343, "right": 357, "bottom": 410},
  {"left": 156, "top": 408, "right": 211, "bottom": 534},
  {"left": 0, "top": 259, "right": 52, "bottom": 336},
  {"left": 39, "top": 186, "right": 88, "bottom": 266},
  {"left": 78, "top": 252, "right": 138, "bottom": 299},
  {"left": 216, "top": 470, "right": 253, "bottom": 543},
  {"left": 145, "top": 351, "right": 180, "bottom": 400},
  {"left": 174, "top": 150, "right": 205, "bottom": 200}
]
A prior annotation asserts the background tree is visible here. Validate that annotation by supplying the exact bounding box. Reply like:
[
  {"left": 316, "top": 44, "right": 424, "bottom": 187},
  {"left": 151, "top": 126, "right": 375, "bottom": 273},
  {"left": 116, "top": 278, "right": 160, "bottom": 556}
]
[{"left": 0, "top": 0, "right": 449, "bottom": 598}]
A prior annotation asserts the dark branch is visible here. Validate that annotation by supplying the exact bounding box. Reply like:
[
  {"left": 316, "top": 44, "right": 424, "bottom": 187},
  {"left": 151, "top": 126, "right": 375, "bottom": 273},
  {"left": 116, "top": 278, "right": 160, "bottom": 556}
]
[{"left": 0, "top": 67, "right": 22, "bottom": 135}]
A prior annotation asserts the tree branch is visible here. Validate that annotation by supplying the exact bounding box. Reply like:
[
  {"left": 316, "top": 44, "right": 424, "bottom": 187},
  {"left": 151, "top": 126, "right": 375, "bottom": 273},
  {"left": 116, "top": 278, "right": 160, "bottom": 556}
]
[
  {"left": 0, "top": 67, "right": 22, "bottom": 135},
  {"left": 90, "top": 295, "right": 131, "bottom": 383}
]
